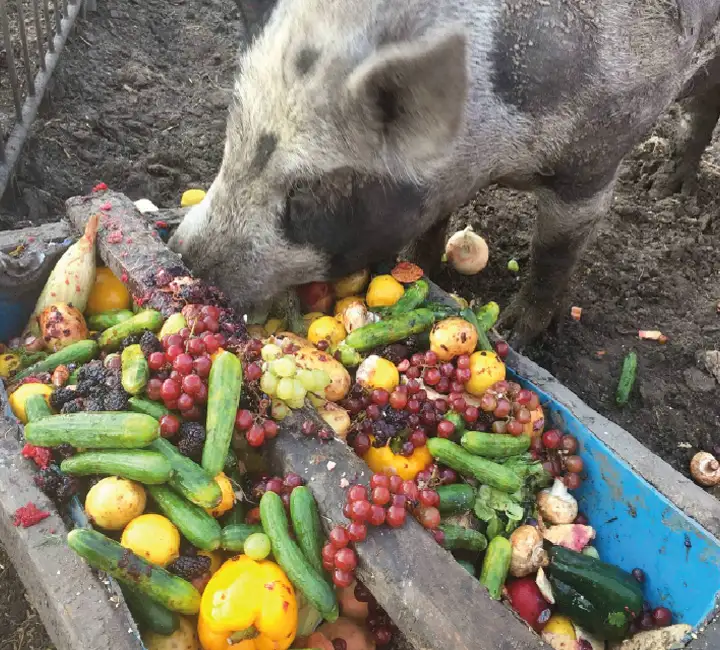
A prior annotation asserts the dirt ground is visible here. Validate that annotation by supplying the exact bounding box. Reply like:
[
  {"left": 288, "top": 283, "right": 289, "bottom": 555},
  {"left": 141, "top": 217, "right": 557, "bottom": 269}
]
[{"left": 0, "top": 0, "right": 718, "bottom": 647}]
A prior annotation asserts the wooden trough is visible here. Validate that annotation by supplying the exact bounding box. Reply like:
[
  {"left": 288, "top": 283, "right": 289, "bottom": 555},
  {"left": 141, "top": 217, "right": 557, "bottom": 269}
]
[{"left": 0, "top": 190, "right": 719, "bottom": 650}]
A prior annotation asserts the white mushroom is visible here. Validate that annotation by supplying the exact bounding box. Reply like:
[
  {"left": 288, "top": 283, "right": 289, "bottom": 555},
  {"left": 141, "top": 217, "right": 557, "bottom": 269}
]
[
  {"left": 509, "top": 525, "right": 549, "bottom": 577},
  {"left": 537, "top": 478, "right": 578, "bottom": 524},
  {"left": 690, "top": 451, "right": 720, "bottom": 487}
]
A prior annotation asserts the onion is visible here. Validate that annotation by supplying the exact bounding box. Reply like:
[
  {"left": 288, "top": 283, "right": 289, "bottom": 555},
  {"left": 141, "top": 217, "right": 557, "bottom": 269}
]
[
  {"left": 444, "top": 225, "right": 489, "bottom": 275},
  {"left": 537, "top": 478, "right": 578, "bottom": 525},
  {"left": 509, "top": 525, "right": 549, "bottom": 577}
]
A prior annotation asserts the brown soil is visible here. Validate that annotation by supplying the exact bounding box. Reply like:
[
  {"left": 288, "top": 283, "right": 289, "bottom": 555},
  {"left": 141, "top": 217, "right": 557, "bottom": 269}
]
[{"left": 0, "top": 0, "right": 718, "bottom": 646}]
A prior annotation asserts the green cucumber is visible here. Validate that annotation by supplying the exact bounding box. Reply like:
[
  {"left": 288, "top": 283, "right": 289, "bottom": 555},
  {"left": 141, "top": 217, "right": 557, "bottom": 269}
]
[
  {"left": 460, "top": 432, "right": 531, "bottom": 458},
  {"left": 147, "top": 485, "right": 222, "bottom": 551},
  {"left": 344, "top": 308, "right": 435, "bottom": 351},
  {"left": 24, "top": 412, "right": 159, "bottom": 448},
  {"left": 128, "top": 396, "right": 171, "bottom": 420},
  {"left": 61, "top": 450, "right": 172, "bottom": 484},
  {"left": 149, "top": 438, "right": 222, "bottom": 508},
  {"left": 87, "top": 309, "right": 134, "bottom": 332},
  {"left": 14, "top": 340, "right": 99, "bottom": 381},
  {"left": 456, "top": 560, "right": 476, "bottom": 575},
  {"left": 439, "top": 524, "right": 487, "bottom": 552},
  {"left": 383, "top": 279, "right": 429, "bottom": 316},
  {"left": 426, "top": 438, "right": 522, "bottom": 492},
  {"left": 260, "top": 492, "right": 338, "bottom": 621},
  {"left": 444, "top": 411, "right": 465, "bottom": 438},
  {"left": 220, "top": 524, "right": 264, "bottom": 551},
  {"left": 616, "top": 351, "right": 637, "bottom": 406},
  {"left": 120, "top": 344, "right": 149, "bottom": 395},
  {"left": 548, "top": 575, "right": 619, "bottom": 640},
  {"left": 202, "top": 351, "right": 243, "bottom": 477},
  {"left": 158, "top": 313, "right": 187, "bottom": 339},
  {"left": 479, "top": 536, "right": 512, "bottom": 600},
  {"left": 436, "top": 484, "right": 476, "bottom": 516},
  {"left": 290, "top": 487, "right": 325, "bottom": 575},
  {"left": 475, "top": 302, "right": 500, "bottom": 331},
  {"left": 67, "top": 529, "right": 200, "bottom": 615},
  {"left": 120, "top": 583, "right": 179, "bottom": 636},
  {"left": 98, "top": 310, "right": 164, "bottom": 350},
  {"left": 24, "top": 394, "right": 53, "bottom": 422}
]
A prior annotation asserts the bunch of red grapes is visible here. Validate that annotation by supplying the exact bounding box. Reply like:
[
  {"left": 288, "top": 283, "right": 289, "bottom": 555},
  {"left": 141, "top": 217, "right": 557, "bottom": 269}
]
[
  {"left": 234, "top": 408, "right": 278, "bottom": 448},
  {"left": 244, "top": 473, "right": 306, "bottom": 523},
  {"left": 532, "top": 429, "right": 584, "bottom": 489},
  {"left": 353, "top": 581, "right": 398, "bottom": 647}
]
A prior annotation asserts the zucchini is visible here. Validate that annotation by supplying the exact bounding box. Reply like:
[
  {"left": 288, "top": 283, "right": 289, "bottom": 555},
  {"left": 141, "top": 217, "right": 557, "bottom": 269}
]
[
  {"left": 14, "top": 340, "right": 99, "bottom": 381},
  {"left": 436, "top": 484, "right": 476, "bottom": 516},
  {"left": 344, "top": 308, "right": 435, "bottom": 351},
  {"left": 98, "top": 310, "right": 164, "bottom": 350},
  {"left": 202, "top": 351, "right": 243, "bottom": 477},
  {"left": 147, "top": 485, "right": 222, "bottom": 551},
  {"left": 546, "top": 545, "right": 643, "bottom": 639},
  {"left": 475, "top": 301, "right": 500, "bottom": 331},
  {"left": 426, "top": 438, "right": 522, "bottom": 493},
  {"left": 67, "top": 528, "right": 201, "bottom": 615},
  {"left": 121, "top": 344, "right": 149, "bottom": 395},
  {"left": 24, "top": 412, "right": 159, "bottom": 448},
  {"left": 479, "top": 536, "right": 512, "bottom": 600},
  {"left": 87, "top": 309, "right": 134, "bottom": 331},
  {"left": 260, "top": 491, "right": 338, "bottom": 621},
  {"left": 616, "top": 351, "right": 637, "bottom": 406},
  {"left": 439, "top": 524, "right": 487, "bottom": 552},
  {"left": 383, "top": 279, "right": 429, "bottom": 317},
  {"left": 120, "top": 583, "right": 179, "bottom": 636},
  {"left": 128, "top": 396, "right": 171, "bottom": 420},
  {"left": 460, "top": 308, "right": 493, "bottom": 352},
  {"left": 149, "top": 438, "right": 222, "bottom": 508},
  {"left": 61, "top": 450, "right": 172, "bottom": 484},
  {"left": 290, "top": 487, "right": 325, "bottom": 575},
  {"left": 24, "top": 394, "right": 53, "bottom": 422},
  {"left": 220, "top": 523, "right": 264, "bottom": 551},
  {"left": 460, "top": 432, "right": 531, "bottom": 458}
]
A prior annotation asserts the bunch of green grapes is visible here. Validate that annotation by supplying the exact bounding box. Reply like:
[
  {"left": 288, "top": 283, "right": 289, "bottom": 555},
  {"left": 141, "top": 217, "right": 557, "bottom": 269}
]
[{"left": 260, "top": 343, "right": 332, "bottom": 413}]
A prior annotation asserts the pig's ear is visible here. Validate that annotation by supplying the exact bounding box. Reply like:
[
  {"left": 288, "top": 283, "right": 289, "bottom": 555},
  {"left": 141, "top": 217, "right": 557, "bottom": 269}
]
[
  {"left": 233, "top": 0, "right": 279, "bottom": 40},
  {"left": 346, "top": 28, "right": 468, "bottom": 165}
]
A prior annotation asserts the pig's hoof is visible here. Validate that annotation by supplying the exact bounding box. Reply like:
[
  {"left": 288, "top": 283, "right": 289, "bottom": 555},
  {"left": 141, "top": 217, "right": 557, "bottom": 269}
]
[{"left": 497, "top": 294, "right": 557, "bottom": 350}]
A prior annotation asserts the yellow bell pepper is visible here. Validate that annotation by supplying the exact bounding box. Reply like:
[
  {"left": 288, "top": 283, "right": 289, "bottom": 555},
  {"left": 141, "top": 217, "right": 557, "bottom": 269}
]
[
  {"left": 86, "top": 267, "right": 131, "bottom": 315},
  {"left": 198, "top": 555, "right": 297, "bottom": 650},
  {"left": 364, "top": 435, "right": 433, "bottom": 481}
]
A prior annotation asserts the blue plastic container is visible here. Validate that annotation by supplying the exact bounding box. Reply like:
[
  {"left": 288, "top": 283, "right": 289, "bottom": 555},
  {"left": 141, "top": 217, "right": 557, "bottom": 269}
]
[{"left": 511, "top": 369, "right": 720, "bottom": 630}]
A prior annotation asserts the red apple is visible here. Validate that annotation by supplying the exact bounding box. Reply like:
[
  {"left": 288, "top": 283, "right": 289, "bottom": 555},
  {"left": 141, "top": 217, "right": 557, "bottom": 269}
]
[
  {"left": 297, "top": 281, "right": 334, "bottom": 314},
  {"left": 505, "top": 577, "right": 552, "bottom": 632}
]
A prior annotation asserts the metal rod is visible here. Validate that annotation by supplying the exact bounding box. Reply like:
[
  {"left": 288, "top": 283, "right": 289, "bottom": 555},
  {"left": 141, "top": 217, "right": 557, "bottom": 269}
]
[
  {"left": 16, "top": 0, "right": 36, "bottom": 96},
  {"left": 0, "top": 0, "right": 23, "bottom": 120},
  {"left": 42, "top": 0, "right": 54, "bottom": 52},
  {"left": 31, "top": 0, "right": 46, "bottom": 70}
]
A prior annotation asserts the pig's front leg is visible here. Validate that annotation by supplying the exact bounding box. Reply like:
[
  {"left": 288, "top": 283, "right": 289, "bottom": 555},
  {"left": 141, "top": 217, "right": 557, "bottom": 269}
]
[
  {"left": 401, "top": 216, "right": 451, "bottom": 278},
  {"left": 499, "top": 180, "right": 615, "bottom": 348}
]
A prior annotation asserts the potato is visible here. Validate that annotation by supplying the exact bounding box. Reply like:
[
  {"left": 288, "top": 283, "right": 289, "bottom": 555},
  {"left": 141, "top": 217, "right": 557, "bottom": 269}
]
[
  {"left": 317, "top": 617, "right": 376, "bottom": 650},
  {"left": 317, "top": 402, "right": 351, "bottom": 439},
  {"left": 429, "top": 317, "right": 478, "bottom": 362},
  {"left": 142, "top": 616, "right": 198, "bottom": 650},
  {"left": 39, "top": 303, "right": 89, "bottom": 352},
  {"left": 337, "top": 581, "right": 370, "bottom": 621},
  {"left": 85, "top": 476, "right": 146, "bottom": 530}
]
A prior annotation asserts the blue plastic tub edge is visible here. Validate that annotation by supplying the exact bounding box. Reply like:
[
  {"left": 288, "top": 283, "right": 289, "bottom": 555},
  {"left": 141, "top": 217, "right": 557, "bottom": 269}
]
[{"left": 509, "top": 368, "right": 720, "bottom": 630}]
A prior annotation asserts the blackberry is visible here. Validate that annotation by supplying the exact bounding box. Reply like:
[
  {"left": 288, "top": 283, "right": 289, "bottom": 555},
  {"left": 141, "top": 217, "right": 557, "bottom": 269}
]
[
  {"left": 119, "top": 334, "right": 142, "bottom": 352},
  {"left": 166, "top": 555, "right": 211, "bottom": 581},
  {"left": 103, "top": 369, "right": 123, "bottom": 391},
  {"left": 54, "top": 444, "right": 75, "bottom": 461},
  {"left": 34, "top": 467, "right": 78, "bottom": 504},
  {"left": 61, "top": 399, "right": 84, "bottom": 414},
  {"left": 103, "top": 390, "right": 129, "bottom": 411},
  {"left": 77, "top": 360, "right": 107, "bottom": 385},
  {"left": 50, "top": 387, "right": 77, "bottom": 411},
  {"left": 177, "top": 422, "right": 206, "bottom": 460},
  {"left": 139, "top": 330, "right": 162, "bottom": 357},
  {"left": 84, "top": 399, "right": 104, "bottom": 412},
  {"left": 380, "top": 343, "right": 411, "bottom": 365}
]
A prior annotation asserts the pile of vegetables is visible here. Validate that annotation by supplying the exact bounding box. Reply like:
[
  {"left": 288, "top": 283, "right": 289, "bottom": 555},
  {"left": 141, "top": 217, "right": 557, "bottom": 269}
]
[{"left": 1, "top": 222, "right": 679, "bottom": 650}]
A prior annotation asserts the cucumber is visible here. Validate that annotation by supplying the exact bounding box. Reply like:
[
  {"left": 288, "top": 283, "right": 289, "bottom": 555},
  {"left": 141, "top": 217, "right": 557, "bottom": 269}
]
[
  {"left": 475, "top": 302, "right": 500, "bottom": 331},
  {"left": 147, "top": 485, "right": 222, "bottom": 551},
  {"left": 426, "top": 438, "right": 522, "bottom": 493},
  {"left": 120, "top": 583, "right": 179, "bottom": 636},
  {"left": 61, "top": 450, "right": 172, "bottom": 484},
  {"left": 460, "top": 432, "right": 531, "bottom": 458},
  {"left": 456, "top": 559, "right": 476, "bottom": 575},
  {"left": 98, "top": 310, "right": 164, "bottom": 350},
  {"left": 128, "top": 396, "right": 171, "bottom": 420},
  {"left": 616, "top": 351, "right": 637, "bottom": 406},
  {"left": 290, "top": 487, "right": 325, "bottom": 575},
  {"left": 221, "top": 502, "right": 248, "bottom": 527},
  {"left": 460, "top": 308, "right": 493, "bottom": 352},
  {"left": 436, "top": 484, "right": 476, "bottom": 516},
  {"left": 260, "top": 492, "right": 338, "bottom": 621},
  {"left": 149, "top": 438, "right": 222, "bottom": 508},
  {"left": 443, "top": 411, "right": 465, "bottom": 438},
  {"left": 439, "top": 524, "right": 487, "bottom": 552},
  {"left": 14, "top": 340, "right": 99, "bottom": 381},
  {"left": 479, "top": 536, "right": 512, "bottom": 600},
  {"left": 121, "top": 344, "right": 149, "bottom": 395},
  {"left": 202, "top": 351, "right": 243, "bottom": 477},
  {"left": 158, "top": 313, "right": 187, "bottom": 339},
  {"left": 24, "top": 394, "right": 53, "bottom": 422},
  {"left": 546, "top": 545, "right": 643, "bottom": 639},
  {"left": 24, "top": 412, "right": 159, "bottom": 448},
  {"left": 383, "top": 279, "right": 429, "bottom": 317},
  {"left": 87, "top": 309, "right": 134, "bottom": 332},
  {"left": 344, "top": 308, "right": 435, "bottom": 351},
  {"left": 67, "top": 529, "right": 201, "bottom": 615},
  {"left": 220, "top": 523, "right": 264, "bottom": 551}
]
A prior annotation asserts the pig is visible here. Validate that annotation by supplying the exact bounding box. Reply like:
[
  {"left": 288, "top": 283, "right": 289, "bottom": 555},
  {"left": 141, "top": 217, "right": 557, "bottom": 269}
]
[{"left": 170, "top": 0, "right": 720, "bottom": 346}]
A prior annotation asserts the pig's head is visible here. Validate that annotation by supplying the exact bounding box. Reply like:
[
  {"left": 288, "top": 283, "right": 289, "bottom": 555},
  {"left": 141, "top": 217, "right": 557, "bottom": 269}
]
[{"left": 170, "top": 0, "right": 468, "bottom": 315}]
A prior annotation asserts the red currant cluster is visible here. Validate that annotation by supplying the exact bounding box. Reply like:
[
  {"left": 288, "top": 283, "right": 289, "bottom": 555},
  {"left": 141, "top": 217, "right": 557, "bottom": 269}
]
[
  {"left": 532, "top": 429, "right": 584, "bottom": 489},
  {"left": 234, "top": 408, "right": 278, "bottom": 448},
  {"left": 353, "top": 581, "right": 397, "bottom": 646},
  {"left": 476, "top": 380, "right": 542, "bottom": 437},
  {"left": 244, "top": 473, "right": 305, "bottom": 523}
]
